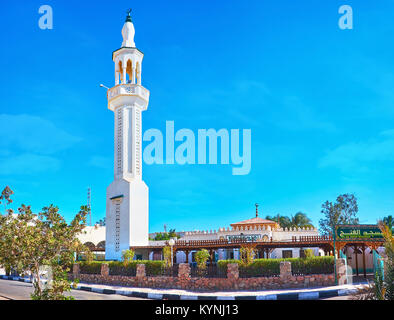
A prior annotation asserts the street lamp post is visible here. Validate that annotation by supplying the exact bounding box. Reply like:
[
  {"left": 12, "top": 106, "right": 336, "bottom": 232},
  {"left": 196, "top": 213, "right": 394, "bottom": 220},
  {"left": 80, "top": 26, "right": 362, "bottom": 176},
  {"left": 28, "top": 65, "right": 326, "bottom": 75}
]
[
  {"left": 333, "top": 224, "right": 338, "bottom": 285},
  {"left": 169, "top": 238, "right": 175, "bottom": 267}
]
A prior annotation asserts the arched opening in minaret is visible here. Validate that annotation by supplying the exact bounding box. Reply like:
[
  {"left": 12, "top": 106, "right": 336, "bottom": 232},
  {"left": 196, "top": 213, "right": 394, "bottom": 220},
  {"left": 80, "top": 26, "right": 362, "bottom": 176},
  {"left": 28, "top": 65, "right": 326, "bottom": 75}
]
[
  {"left": 126, "top": 59, "right": 133, "bottom": 84},
  {"left": 118, "top": 60, "right": 123, "bottom": 84},
  {"left": 136, "top": 62, "right": 141, "bottom": 85}
]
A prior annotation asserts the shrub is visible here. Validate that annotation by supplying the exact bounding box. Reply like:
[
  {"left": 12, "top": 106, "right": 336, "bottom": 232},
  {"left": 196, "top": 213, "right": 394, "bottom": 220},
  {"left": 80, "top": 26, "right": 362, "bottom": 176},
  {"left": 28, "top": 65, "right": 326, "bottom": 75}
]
[
  {"left": 218, "top": 256, "right": 334, "bottom": 277},
  {"left": 241, "top": 259, "right": 282, "bottom": 277},
  {"left": 121, "top": 249, "right": 135, "bottom": 266},
  {"left": 218, "top": 259, "right": 282, "bottom": 277},
  {"left": 79, "top": 261, "right": 104, "bottom": 275},
  {"left": 144, "top": 261, "right": 166, "bottom": 276},
  {"left": 217, "top": 260, "right": 241, "bottom": 271},
  {"left": 108, "top": 261, "right": 137, "bottom": 276},
  {"left": 163, "top": 246, "right": 172, "bottom": 267},
  {"left": 304, "top": 249, "right": 314, "bottom": 258},
  {"left": 290, "top": 256, "right": 334, "bottom": 275},
  {"left": 109, "top": 260, "right": 165, "bottom": 276},
  {"left": 78, "top": 260, "right": 166, "bottom": 276},
  {"left": 239, "top": 245, "right": 256, "bottom": 266},
  {"left": 195, "top": 249, "right": 210, "bottom": 271}
]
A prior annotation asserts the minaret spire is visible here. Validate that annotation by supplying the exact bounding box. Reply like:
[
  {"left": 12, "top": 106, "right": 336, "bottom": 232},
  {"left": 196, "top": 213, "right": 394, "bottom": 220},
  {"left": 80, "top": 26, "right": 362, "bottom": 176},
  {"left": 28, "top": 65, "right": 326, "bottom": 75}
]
[
  {"left": 122, "top": 9, "right": 136, "bottom": 48},
  {"left": 255, "top": 203, "right": 259, "bottom": 218}
]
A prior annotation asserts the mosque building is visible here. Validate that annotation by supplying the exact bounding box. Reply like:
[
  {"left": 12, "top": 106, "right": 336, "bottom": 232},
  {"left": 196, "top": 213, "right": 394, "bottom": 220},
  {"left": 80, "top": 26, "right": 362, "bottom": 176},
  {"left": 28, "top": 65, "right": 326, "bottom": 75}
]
[{"left": 77, "top": 12, "right": 385, "bottom": 277}]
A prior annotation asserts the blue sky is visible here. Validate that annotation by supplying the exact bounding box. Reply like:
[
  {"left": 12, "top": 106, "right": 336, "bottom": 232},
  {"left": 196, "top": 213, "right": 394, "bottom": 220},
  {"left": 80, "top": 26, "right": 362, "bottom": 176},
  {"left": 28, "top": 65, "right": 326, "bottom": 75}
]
[{"left": 1, "top": 0, "right": 394, "bottom": 232}]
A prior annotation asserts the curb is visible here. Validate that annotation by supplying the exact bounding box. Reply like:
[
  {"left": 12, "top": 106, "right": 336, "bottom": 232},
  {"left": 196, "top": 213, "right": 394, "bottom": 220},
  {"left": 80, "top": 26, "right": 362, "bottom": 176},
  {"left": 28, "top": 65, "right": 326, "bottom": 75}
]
[{"left": 0, "top": 275, "right": 358, "bottom": 300}]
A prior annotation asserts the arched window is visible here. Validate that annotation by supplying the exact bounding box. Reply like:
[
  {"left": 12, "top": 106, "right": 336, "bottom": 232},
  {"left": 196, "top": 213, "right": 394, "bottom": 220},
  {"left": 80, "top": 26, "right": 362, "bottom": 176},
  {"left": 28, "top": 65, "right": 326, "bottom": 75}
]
[
  {"left": 97, "top": 241, "right": 106, "bottom": 249},
  {"left": 118, "top": 61, "right": 123, "bottom": 84},
  {"left": 126, "top": 60, "right": 133, "bottom": 83},
  {"left": 84, "top": 242, "right": 96, "bottom": 250},
  {"left": 136, "top": 62, "right": 141, "bottom": 85}
]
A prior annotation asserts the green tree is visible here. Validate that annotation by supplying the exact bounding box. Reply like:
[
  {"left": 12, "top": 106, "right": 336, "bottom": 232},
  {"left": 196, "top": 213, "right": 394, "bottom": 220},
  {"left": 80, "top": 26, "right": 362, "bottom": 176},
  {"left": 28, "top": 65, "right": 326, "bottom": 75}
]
[
  {"left": 265, "top": 215, "right": 292, "bottom": 229},
  {"left": 0, "top": 186, "right": 13, "bottom": 214},
  {"left": 0, "top": 186, "right": 16, "bottom": 275},
  {"left": 239, "top": 245, "right": 256, "bottom": 266},
  {"left": 304, "top": 249, "right": 314, "bottom": 258},
  {"left": 162, "top": 246, "right": 172, "bottom": 268},
  {"left": 290, "top": 212, "right": 314, "bottom": 228},
  {"left": 378, "top": 220, "right": 394, "bottom": 300},
  {"left": 352, "top": 221, "right": 394, "bottom": 300},
  {"left": 121, "top": 249, "right": 135, "bottom": 266},
  {"left": 195, "top": 249, "right": 210, "bottom": 272},
  {"left": 265, "top": 213, "right": 314, "bottom": 229},
  {"left": 319, "top": 194, "right": 359, "bottom": 236},
  {"left": 0, "top": 203, "right": 88, "bottom": 300},
  {"left": 96, "top": 217, "right": 106, "bottom": 226},
  {"left": 153, "top": 229, "right": 180, "bottom": 241},
  {"left": 70, "top": 239, "right": 92, "bottom": 263},
  {"left": 383, "top": 215, "right": 393, "bottom": 230}
]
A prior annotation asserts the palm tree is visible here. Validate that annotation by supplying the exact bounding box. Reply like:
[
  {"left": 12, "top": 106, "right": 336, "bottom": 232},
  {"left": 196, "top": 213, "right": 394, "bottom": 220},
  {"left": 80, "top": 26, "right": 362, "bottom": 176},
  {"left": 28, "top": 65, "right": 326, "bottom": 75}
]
[
  {"left": 383, "top": 215, "right": 393, "bottom": 230},
  {"left": 279, "top": 216, "right": 292, "bottom": 229},
  {"left": 265, "top": 215, "right": 293, "bottom": 229},
  {"left": 290, "top": 212, "right": 314, "bottom": 228}
]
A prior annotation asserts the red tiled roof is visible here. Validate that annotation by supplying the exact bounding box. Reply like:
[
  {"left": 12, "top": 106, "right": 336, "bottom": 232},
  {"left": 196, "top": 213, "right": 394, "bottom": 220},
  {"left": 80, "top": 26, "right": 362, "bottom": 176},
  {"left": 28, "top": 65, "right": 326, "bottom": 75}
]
[{"left": 231, "top": 217, "right": 278, "bottom": 226}]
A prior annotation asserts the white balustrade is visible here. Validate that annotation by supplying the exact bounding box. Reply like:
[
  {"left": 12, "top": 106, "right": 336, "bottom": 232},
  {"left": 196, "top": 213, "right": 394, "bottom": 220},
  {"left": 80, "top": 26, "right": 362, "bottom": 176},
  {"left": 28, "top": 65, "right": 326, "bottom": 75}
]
[{"left": 108, "top": 84, "right": 150, "bottom": 101}]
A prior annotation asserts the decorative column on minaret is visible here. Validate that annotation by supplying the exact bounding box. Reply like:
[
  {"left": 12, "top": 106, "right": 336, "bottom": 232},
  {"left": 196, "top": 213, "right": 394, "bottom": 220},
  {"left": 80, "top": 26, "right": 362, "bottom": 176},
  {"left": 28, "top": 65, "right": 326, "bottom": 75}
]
[{"left": 105, "top": 11, "right": 150, "bottom": 261}]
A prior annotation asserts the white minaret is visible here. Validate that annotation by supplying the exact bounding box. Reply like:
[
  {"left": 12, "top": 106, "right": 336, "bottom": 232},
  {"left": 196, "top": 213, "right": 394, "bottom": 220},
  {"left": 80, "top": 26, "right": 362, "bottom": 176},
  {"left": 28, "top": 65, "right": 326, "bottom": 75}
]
[{"left": 105, "top": 11, "right": 150, "bottom": 260}]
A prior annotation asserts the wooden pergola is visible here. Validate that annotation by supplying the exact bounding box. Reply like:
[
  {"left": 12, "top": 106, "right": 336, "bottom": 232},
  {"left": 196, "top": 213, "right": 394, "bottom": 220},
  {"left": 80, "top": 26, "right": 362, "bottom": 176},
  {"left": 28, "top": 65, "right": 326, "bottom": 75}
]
[
  {"left": 334, "top": 239, "right": 384, "bottom": 278},
  {"left": 131, "top": 236, "right": 335, "bottom": 263},
  {"left": 131, "top": 236, "right": 384, "bottom": 277}
]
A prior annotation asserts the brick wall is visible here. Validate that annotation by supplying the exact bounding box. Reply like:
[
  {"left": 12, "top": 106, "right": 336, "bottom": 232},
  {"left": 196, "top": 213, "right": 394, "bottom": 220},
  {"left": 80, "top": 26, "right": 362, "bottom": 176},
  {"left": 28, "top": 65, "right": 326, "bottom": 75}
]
[{"left": 73, "top": 263, "right": 335, "bottom": 292}]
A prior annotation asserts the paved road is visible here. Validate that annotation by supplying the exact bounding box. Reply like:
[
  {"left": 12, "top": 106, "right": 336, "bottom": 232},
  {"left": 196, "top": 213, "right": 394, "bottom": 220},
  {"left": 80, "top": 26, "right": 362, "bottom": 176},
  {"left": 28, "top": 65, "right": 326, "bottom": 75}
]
[{"left": 0, "top": 279, "right": 148, "bottom": 300}]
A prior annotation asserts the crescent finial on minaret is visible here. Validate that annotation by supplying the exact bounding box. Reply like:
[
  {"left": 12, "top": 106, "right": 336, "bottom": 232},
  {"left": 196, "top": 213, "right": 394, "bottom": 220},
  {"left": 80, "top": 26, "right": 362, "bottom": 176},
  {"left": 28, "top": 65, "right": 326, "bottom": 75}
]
[{"left": 126, "top": 9, "right": 132, "bottom": 22}]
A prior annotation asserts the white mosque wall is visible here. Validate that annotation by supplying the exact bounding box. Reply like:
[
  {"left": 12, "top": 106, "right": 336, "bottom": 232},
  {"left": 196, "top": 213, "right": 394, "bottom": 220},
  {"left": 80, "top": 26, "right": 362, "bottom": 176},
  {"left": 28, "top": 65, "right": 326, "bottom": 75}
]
[
  {"left": 181, "top": 226, "right": 319, "bottom": 242},
  {"left": 269, "top": 247, "right": 322, "bottom": 259},
  {"left": 77, "top": 226, "right": 106, "bottom": 247},
  {"left": 77, "top": 225, "right": 320, "bottom": 248},
  {"left": 272, "top": 227, "right": 319, "bottom": 241},
  {"left": 181, "top": 230, "right": 220, "bottom": 241}
]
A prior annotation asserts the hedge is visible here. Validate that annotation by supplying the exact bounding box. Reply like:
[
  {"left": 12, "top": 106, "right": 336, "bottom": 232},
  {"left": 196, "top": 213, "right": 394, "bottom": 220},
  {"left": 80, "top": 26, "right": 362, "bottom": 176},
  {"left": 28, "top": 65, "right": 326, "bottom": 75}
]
[
  {"left": 78, "top": 260, "right": 166, "bottom": 276},
  {"left": 109, "top": 261, "right": 165, "bottom": 276},
  {"left": 79, "top": 261, "right": 105, "bottom": 275},
  {"left": 218, "top": 256, "right": 334, "bottom": 277},
  {"left": 288, "top": 257, "right": 334, "bottom": 275},
  {"left": 78, "top": 257, "right": 334, "bottom": 277}
]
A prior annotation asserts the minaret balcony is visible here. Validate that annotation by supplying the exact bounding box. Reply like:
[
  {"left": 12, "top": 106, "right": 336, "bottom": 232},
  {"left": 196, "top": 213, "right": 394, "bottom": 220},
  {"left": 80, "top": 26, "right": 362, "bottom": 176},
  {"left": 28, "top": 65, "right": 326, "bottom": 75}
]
[{"left": 107, "top": 83, "right": 150, "bottom": 111}]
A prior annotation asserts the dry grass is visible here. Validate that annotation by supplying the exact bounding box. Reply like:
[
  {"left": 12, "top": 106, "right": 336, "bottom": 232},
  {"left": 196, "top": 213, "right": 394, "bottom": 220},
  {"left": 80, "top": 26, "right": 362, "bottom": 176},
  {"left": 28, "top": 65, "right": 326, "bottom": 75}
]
[{"left": 350, "top": 282, "right": 378, "bottom": 300}]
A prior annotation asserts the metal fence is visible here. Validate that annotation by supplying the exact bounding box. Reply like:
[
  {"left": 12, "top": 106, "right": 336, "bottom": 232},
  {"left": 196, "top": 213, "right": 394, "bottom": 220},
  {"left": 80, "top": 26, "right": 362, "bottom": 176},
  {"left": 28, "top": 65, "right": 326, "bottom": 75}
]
[
  {"left": 373, "top": 250, "right": 385, "bottom": 281},
  {"left": 238, "top": 266, "right": 280, "bottom": 278},
  {"left": 146, "top": 264, "right": 179, "bottom": 277},
  {"left": 291, "top": 261, "right": 334, "bottom": 276},
  {"left": 79, "top": 262, "right": 103, "bottom": 275},
  {"left": 109, "top": 265, "right": 137, "bottom": 277},
  {"left": 190, "top": 265, "right": 227, "bottom": 278}
]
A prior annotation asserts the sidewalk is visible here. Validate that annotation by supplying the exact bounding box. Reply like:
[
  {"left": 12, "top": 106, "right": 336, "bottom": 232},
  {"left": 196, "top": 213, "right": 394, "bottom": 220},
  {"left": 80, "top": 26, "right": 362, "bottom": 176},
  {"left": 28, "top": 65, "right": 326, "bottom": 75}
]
[
  {"left": 73, "top": 281, "right": 364, "bottom": 300},
  {"left": 0, "top": 273, "right": 365, "bottom": 300}
]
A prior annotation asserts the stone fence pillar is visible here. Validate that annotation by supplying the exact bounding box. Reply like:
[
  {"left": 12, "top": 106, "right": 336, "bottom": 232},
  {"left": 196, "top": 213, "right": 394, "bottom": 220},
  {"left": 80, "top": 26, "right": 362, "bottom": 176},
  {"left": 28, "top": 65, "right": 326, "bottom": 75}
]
[
  {"left": 178, "top": 263, "right": 191, "bottom": 279},
  {"left": 136, "top": 264, "right": 146, "bottom": 278},
  {"left": 73, "top": 263, "right": 80, "bottom": 279},
  {"left": 227, "top": 263, "right": 239, "bottom": 280},
  {"left": 280, "top": 261, "right": 292, "bottom": 279},
  {"left": 101, "top": 263, "right": 109, "bottom": 277}
]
